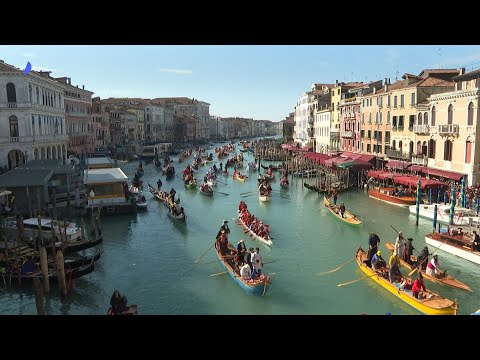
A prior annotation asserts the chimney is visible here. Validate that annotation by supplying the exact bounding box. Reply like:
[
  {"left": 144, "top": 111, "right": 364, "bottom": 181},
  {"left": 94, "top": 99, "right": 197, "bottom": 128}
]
[
  {"left": 459, "top": 67, "right": 466, "bottom": 75},
  {"left": 384, "top": 78, "right": 388, "bottom": 92},
  {"left": 335, "top": 80, "right": 338, "bottom": 85},
  {"left": 388, "top": 78, "right": 390, "bottom": 84},
  {"left": 373, "top": 86, "right": 376, "bottom": 94},
  {"left": 82, "top": 85, "right": 85, "bottom": 90}
]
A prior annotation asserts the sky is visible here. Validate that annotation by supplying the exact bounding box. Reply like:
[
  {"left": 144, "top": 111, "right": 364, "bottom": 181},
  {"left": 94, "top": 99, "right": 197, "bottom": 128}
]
[{"left": 2, "top": 45, "right": 480, "bottom": 121}]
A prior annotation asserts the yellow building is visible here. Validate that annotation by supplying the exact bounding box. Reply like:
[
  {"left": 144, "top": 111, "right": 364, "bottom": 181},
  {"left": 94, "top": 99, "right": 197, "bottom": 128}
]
[
  {"left": 419, "top": 68, "right": 480, "bottom": 185},
  {"left": 358, "top": 70, "right": 459, "bottom": 168}
]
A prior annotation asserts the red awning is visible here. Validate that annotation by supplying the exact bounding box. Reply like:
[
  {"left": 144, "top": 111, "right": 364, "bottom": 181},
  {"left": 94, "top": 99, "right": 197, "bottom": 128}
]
[
  {"left": 340, "top": 151, "right": 363, "bottom": 159},
  {"left": 367, "top": 170, "right": 402, "bottom": 179},
  {"left": 409, "top": 166, "right": 465, "bottom": 181},
  {"left": 393, "top": 176, "right": 446, "bottom": 189},
  {"left": 386, "top": 160, "right": 412, "bottom": 170},
  {"left": 358, "top": 155, "right": 376, "bottom": 163}
]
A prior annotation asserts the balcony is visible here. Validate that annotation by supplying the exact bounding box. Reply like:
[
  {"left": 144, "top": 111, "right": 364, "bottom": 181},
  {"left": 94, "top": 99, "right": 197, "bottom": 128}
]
[
  {"left": 385, "top": 149, "right": 412, "bottom": 160},
  {"left": 438, "top": 124, "right": 459, "bottom": 135},
  {"left": 330, "top": 131, "right": 340, "bottom": 141},
  {"left": 341, "top": 131, "right": 354, "bottom": 138},
  {"left": 0, "top": 134, "right": 69, "bottom": 144},
  {"left": 411, "top": 154, "right": 428, "bottom": 166},
  {"left": 413, "top": 125, "right": 430, "bottom": 134}
]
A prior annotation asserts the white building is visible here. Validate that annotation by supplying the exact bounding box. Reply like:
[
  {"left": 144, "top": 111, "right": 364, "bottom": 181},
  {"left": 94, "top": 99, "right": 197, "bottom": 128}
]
[
  {"left": 315, "top": 106, "right": 331, "bottom": 153},
  {"left": 0, "top": 60, "right": 68, "bottom": 169},
  {"left": 294, "top": 93, "right": 309, "bottom": 147}
]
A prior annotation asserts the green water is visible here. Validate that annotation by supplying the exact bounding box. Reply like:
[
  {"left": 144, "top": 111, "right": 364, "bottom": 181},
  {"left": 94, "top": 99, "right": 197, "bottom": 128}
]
[{"left": 1, "top": 147, "right": 479, "bottom": 315}]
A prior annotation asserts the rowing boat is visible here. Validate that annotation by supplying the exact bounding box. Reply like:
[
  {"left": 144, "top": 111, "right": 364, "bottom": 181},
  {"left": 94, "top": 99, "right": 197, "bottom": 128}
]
[
  {"left": 384, "top": 241, "right": 472, "bottom": 292},
  {"left": 324, "top": 196, "right": 362, "bottom": 226},
  {"left": 355, "top": 247, "right": 458, "bottom": 315},
  {"left": 237, "top": 212, "right": 273, "bottom": 246},
  {"left": 233, "top": 173, "right": 247, "bottom": 182},
  {"left": 214, "top": 238, "right": 271, "bottom": 295},
  {"left": 199, "top": 185, "right": 214, "bottom": 197}
]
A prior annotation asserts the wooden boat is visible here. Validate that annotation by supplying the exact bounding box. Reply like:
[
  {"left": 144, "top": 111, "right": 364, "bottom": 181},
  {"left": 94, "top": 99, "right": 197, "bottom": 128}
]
[
  {"left": 206, "top": 178, "right": 217, "bottom": 187},
  {"left": 303, "top": 182, "right": 325, "bottom": 193},
  {"left": 280, "top": 181, "right": 289, "bottom": 189},
  {"left": 355, "top": 247, "right": 458, "bottom": 315},
  {"left": 259, "top": 192, "right": 272, "bottom": 202},
  {"left": 167, "top": 208, "right": 186, "bottom": 221},
  {"left": 368, "top": 187, "right": 417, "bottom": 207},
  {"left": 136, "top": 168, "right": 144, "bottom": 177},
  {"left": 424, "top": 231, "right": 480, "bottom": 265},
  {"left": 0, "top": 257, "right": 96, "bottom": 283},
  {"left": 263, "top": 172, "right": 275, "bottom": 180},
  {"left": 324, "top": 196, "right": 362, "bottom": 226},
  {"left": 147, "top": 184, "right": 180, "bottom": 207},
  {"left": 233, "top": 172, "right": 248, "bottom": 182},
  {"left": 237, "top": 212, "right": 273, "bottom": 246},
  {"left": 384, "top": 242, "right": 472, "bottom": 292},
  {"left": 261, "top": 164, "right": 280, "bottom": 171},
  {"left": 199, "top": 185, "right": 214, "bottom": 197},
  {"left": 214, "top": 238, "right": 271, "bottom": 295},
  {"left": 107, "top": 305, "right": 139, "bottom": 315},
  {"left": 185, "top": 181, "right": 197, "bottom": 190}
]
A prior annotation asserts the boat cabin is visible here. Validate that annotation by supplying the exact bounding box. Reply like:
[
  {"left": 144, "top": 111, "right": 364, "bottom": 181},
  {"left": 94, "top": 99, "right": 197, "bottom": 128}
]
[
  {"left": 84, "top": 168, "right": 129, "bottom": 209},
  {"left": 86, "top": 157, "right": 115, "bottom": 169},
  {"left": 141, "top": 143, "right": 172, "bottom": 160}
]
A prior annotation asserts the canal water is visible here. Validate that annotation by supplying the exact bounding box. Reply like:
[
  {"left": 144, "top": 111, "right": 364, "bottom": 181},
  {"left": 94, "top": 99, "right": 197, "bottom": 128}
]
[{"left": 1, "top": 145, "right": 479, "bottom": 315}]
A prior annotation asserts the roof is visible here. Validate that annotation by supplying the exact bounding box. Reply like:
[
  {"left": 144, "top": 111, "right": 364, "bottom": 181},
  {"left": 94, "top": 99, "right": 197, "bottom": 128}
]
[
  {"left": 86, "top": 157, "right": 113, "bottom": 166},
  {"left": 0, "top": 168, "right": 52, "bottom": 187},
  {"left": 84, "top": 168, "right": 128, "bottom": 184},
  {"left": 23, "top": 218, "right": 52, "bottom": 227},
  {"left": 419, "top": 69, "right": 461, "bottom": 78},
  {"left": 453, "top": 68, "right": 480, "bottom": 82},
  {"left": 20, "top": 159, "right": 63, "bottom": 168}
]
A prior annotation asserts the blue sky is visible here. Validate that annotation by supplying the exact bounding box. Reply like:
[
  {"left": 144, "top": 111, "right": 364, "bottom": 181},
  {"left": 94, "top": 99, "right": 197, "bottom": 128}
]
[{"left": 2, "top": 45, "right": 480, "bottom": 121}]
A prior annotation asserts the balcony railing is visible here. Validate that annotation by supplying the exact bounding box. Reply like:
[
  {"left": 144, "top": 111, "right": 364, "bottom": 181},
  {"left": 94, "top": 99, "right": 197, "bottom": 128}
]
[
  {"left": 7, "top": 102, "right": 17, "bottom": 108},
  {"left": 341, "top": 131, "right": 354, "bottom": 138},
  {"left": 438, "top": 124, "right": 459, "bottom": 135},
  {"left": 330, "top": 131, "right": 340, "bottom": 140},
  {"left": 0, "top": 134, "right": 69, "bottom": 144},
  {"left": 413, "top": 125, "right": 430, "bottom": 134},
  {"left": 411, "top": 154, "right": 428, "bottom": 166},
  {"left": 386, "top": 149, "right": 412, "bottom": 160}
]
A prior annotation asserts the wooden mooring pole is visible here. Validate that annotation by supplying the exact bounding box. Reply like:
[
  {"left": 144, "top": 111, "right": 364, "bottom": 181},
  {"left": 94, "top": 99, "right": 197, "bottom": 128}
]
[
  {"left": 33, "top": 277, "right": 45, "bottom": 315},
  {"left": 56, "top": 250, "right": 67, "bottom": 297},
  {"left": 39, "top": 245, "right": 49, "bottom": 293}
]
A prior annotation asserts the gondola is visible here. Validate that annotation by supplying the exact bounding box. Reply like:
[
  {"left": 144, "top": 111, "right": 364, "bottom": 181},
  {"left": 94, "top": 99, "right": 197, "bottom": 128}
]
[
  {"left": 303, "top": 182, "right": 326, "bottom": 193},
  {"left": 324, "top": 196, "right": 362, "bottom": 226},
  {"left": 107, "top": 305, "right": 139, "bottom": 315},
  {"left": 214, "top": 237, "right": 271, "bottom": 295}
]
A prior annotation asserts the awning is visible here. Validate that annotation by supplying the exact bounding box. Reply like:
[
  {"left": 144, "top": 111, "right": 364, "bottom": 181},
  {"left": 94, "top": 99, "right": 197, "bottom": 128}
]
[
  {"left": 393, "top": 176, "right": 446, "bottom": 189},
  {"left": 338, "top": 159, "right": 374, "bottom": 169},
  {"left": 409, "top": 166, "right": 465, "bottom": 181},
  {"left": 386, "top": 160, "right": 411, "bottom": 170},
  {"left": 358, "top": 155, "right": 376, "bottom": 163},
  {"left": 340, "top": 151, "right": 363, "bottom": 159},
  {"left": 367, "top": 170, "right": 402, "bottom": 179}
]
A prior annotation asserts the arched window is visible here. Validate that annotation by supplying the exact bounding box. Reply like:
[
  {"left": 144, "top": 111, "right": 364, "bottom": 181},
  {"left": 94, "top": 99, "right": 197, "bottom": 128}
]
[
  {"left": 447, "top": 104, "right": 453, "bottom": 125},
  {"left": 28, "top": 84, "right": 32, "bottom": 102},
  {"left": 6, "top": 83, "right": 16, "bottom": 103},
  {"left": 468, "top": 102, "right": 474, "bottom": 126},
  {"left": 444, "top": 139, "right": 453, "bottom": 161},
  {"left": 379, "top": 112, "right": 382, "bottom": 123},
  {"left": 428, "top": 139, "right": 436, "bottom": 158},
  {"left": 38, "top": 115, "right": 42, "bottom": 135},
  {"left": 422, "top": 141, "right": 428, "bottom": 156},
  {"left": 392, "top": 140, "right": 396, "bottom": 150},
  {"left": 417, "top": 141, "right": 422, "bottom": 154},
  {"left": 36, "top": 87, "right": 39, "bottom": 104},
  {"left": 409, "top": 141, "right": 414, "bottom": 155},
  {"left": 31, "top": 115, "right": 35, "bottom": 136},
  {"left": 466, "top": 140, "right": 473, "bottom": 164},
  {"left": 424, "top": 112, "right": 428, "bottom": 126},
  {"left": 431, "top": 106, "right": 436, "bottom": 126},
  {"left": 40, "top": 147, "right": 45, "bottom": 160},
  {"left": 417, "top": 113, "right": 422, "bottom": 125},
  {"left": 34, "top": 148, "right": 39, "bottom": 160},
  {"left": 399, "top": 140, "right": 403, "bottom": 150},
  {"left": 362, "top": 113, "right": 364, "bottom": 123},
  {"left": 9, "top": 116, "right": 18, "bottom": 137}
]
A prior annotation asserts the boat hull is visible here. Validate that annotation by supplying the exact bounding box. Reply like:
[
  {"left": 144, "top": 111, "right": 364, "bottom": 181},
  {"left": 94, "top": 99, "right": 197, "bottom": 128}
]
[
  {"left": 368, "top": 188, "right": 417, "bottom": 207},
  {"left": 425, "top": 233, "right": 480, "bottom": 265},
  {"left": 259, "top": 194, "right": 272, "bottom": 202},
  {"left": 237, "top": 212, "right": 273, "bottom": 246},
  {"left": 324, "top": 196, "right": 362, "bottom": 226},
  {"left": 356, "top": 247, "right": 457, "bottom": 315},
  {"left": 408, "top": 204, "right": 478, "bottom": 226}
]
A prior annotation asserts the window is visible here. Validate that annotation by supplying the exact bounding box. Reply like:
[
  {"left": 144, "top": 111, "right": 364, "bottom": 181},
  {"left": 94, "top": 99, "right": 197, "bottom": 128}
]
[
  {"left": 337, "top": 89, "right": 340, "bottom": 95},
  {"left": 417, "top": 113, "right": 423, "bottom": 125},
  {"left": 368, "top": 114, "right": 371, "bottom": 124},
  {"left": 379, "top": 112, "right": 382, "bottom": 124},
  {"left": 399, "top": 141, "right": 403, "bottom": 150},
  {"left": 417, "top": 141, "right": 422, "bottom": 154},
  {"left": 392, "top": 116, "right": 397, "bottom": 127},
  {"left": 431, "top": 106, "right": 436, "bottom": 126},
  {"left": 387, "top": 111, "right": 390, "bottom": 124},
  {"left": 28, "top": 84, "right": 32, "bottom": 102},
  {"left": 468, "top": 102, "right": 474, "bottom": 126},
  {"left": 362, "top": 114, "right": 364, "bottom": 123},
  {"left": 375, "top": 113, "right": 379, "bottom": 124},
  {"left": 9, "top": 116, "right": 18, "bottom": 137},
  {"left": 367, "top": 144, "right": 371, "bottom": 153},
  {"left": 385, "top": 131, "right": 390, "bottom": 143},
  {"left": 387, "top": 95, "right": 391, "bottom": 107},
  {"left": 400, "top": 94, "right": 404, "bottom": 107},
  {"left": 36, "top": 87, "right": 39, "bottom": 104},
  {"left": 447, "top": 104, "right": 453, "bottom": 125},
  {"left": 457, "top": 81, "right": 462, "bottom": 91},
  {"left": 411, "top": 92, "right": 415, "bottom": 106},
  {"left": 394, "top": 96, "right": 397, "bottom": 108},
  {"left": 6, "top": 83, "right": 16, "bottom": 103},
  {"left": 409, "top": 115, "right": 415, "bottom": 130},
  {"left": 367, "top": 130, "right": 371, "bottom": 139},
  {"left": 444, "top": 140, "right": 453, "bottom": 161},
  {"left": 399, "top": 116, "right": 404, "bottom": 129},
  {"left": 424, "top": 112, "right": 428, "bottom": 126},
  {"left": 466, "top": 141, "right": 472, "bottom": 164},
  {"left": 392, "top": 140, "right": 396, "bottom": 150}
]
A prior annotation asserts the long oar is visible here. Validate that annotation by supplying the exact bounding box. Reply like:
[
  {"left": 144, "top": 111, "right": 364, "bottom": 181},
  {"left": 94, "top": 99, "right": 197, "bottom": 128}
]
[
  {"left": 194, "top": 243, "right": 216, "bottom": 263},
  {"left": 316, "top": 257, "right": 356, "bottom": 276},
  {"left": 337, "top": 271, "right": 381, "bottom": 287},
  {"left": 216, "top": 191, "right": 229, "bottom": 196},
  {"left": 407, "top": 240, "right": 446, "bottom": 276},
  {"left": 210, "top": 271, "right": 228, "bottom": 277},
  {"left": 241, "top": 194, "right": 256, "bottom": 199}
]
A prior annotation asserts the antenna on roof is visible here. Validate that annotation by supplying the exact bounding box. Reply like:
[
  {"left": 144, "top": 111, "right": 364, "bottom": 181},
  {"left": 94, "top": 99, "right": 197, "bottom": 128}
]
[{"left": 437, "top": 47, "right": 443, "bottom": 69}]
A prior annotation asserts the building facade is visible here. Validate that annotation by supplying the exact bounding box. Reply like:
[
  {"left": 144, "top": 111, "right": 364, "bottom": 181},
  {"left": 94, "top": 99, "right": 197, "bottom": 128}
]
[{"left": 0, "top": 60, "right": 68, "bottom": 169}]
